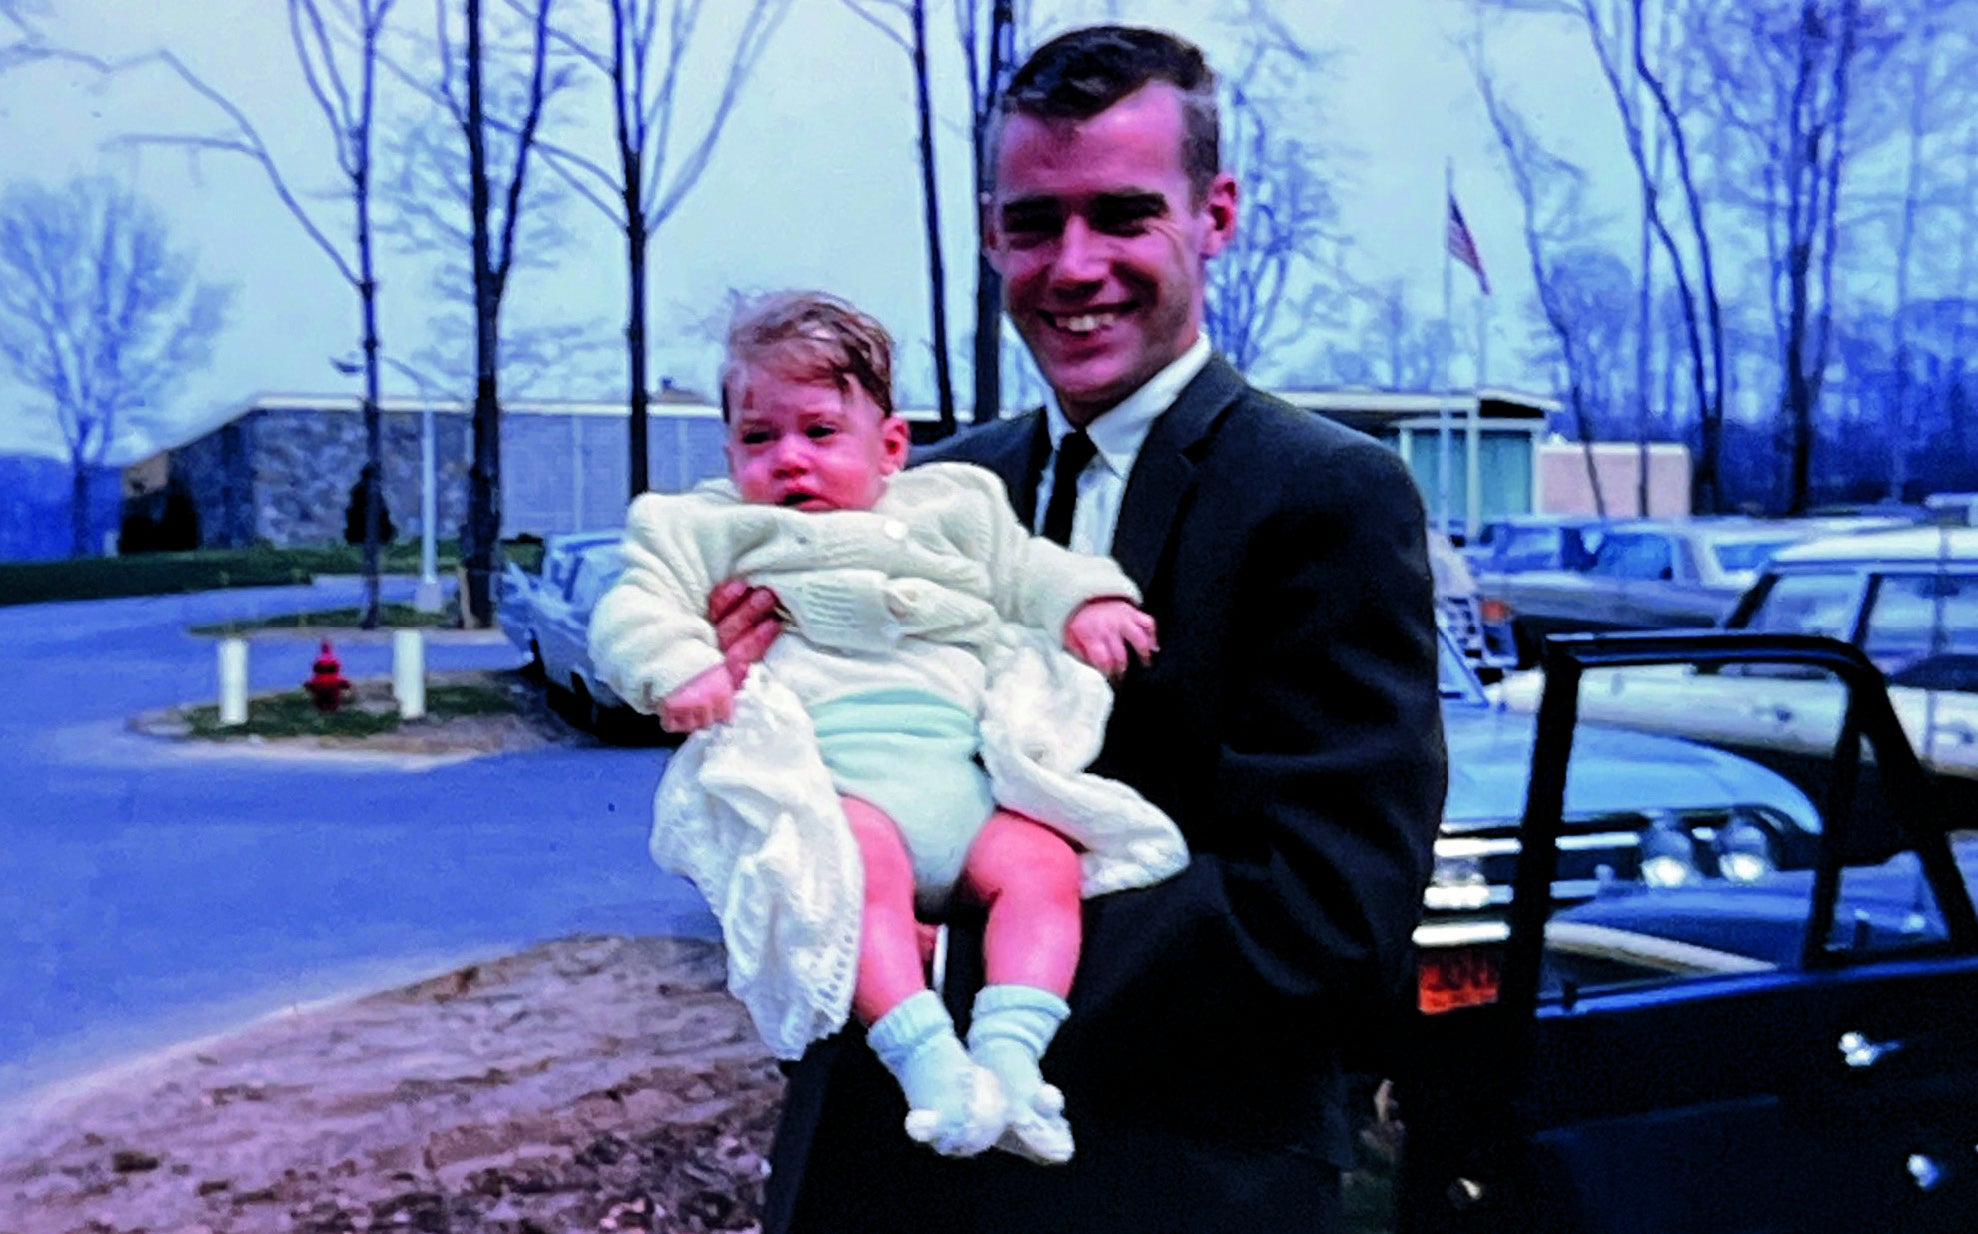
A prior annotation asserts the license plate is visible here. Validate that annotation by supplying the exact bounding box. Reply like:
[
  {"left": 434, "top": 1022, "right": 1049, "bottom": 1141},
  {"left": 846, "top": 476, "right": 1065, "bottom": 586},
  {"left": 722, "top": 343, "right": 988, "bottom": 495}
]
[{"left": 1418, "top": 943, "right": 1502, "bottom": 1014}]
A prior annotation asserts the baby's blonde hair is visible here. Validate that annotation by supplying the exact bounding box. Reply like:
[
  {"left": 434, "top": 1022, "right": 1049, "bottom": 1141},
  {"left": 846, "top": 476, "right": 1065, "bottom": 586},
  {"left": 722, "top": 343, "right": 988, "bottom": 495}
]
[{"left": 720, "top": 290, "right": 895, "bottom": 420}]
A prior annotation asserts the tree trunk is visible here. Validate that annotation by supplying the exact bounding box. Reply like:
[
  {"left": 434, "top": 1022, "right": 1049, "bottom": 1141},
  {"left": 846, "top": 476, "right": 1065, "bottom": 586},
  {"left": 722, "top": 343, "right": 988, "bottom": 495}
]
[
  {"left": 1885, "top": 23, "right": 1929, "bottom": 501},
  {"left": 909, "top": 0, "right": 954, "bottom": 435},
  {"left": 69, "top": 454, "right": 92, "bottom": 557},
  {"left": 627, "top": 216, "right": 650, "bottom": 497},
  {"left": 356, "top": 19, "right": 385, "bottom": 632},
  {"left": 465, "top": 0, "right": 502, "bottom": 626},
  {"left": 968, "top": 0, "right": 1015, "bottom": 425}
]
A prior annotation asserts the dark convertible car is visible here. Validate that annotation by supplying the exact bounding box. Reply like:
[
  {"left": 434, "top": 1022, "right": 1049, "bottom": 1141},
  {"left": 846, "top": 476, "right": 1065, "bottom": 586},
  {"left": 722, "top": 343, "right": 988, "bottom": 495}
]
[{"left": 1392, "top": 632, "right": 1978, "bottom": 1233}]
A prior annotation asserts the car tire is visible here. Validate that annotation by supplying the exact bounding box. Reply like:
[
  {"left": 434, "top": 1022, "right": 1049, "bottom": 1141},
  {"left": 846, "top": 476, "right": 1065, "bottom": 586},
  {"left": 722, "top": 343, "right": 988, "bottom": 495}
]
[{"left": 570, "top": 678, "right": 604, "bottom": 733}]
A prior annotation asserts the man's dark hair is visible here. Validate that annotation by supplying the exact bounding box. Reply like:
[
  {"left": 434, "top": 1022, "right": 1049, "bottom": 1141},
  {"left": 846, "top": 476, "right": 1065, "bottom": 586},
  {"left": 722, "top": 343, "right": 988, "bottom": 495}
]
[{"left": 994, "top": 25, "right": 1220, "bottom": 200}]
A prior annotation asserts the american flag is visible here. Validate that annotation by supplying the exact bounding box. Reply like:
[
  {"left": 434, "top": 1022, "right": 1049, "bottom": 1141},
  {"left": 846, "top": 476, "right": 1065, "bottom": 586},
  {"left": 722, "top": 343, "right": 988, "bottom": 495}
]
[{"left": 1446, "top": 195, "right": 1490, "bottom": 295}]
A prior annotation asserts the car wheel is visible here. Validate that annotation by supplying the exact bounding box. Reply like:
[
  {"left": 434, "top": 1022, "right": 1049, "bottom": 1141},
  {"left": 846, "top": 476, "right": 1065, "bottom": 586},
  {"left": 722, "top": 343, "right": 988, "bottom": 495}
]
[{"left": 570, "top": 678, "right": 604, "bottom": 733}]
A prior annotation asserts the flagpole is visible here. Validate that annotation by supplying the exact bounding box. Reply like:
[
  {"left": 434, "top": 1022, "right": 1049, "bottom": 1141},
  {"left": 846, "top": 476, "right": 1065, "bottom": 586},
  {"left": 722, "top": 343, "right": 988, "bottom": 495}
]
[
  {"left": 1439, "top": 158, "right": 1455, "bottom": 538},
  {"left": 1468, "top": 294, "right": 1489, "bottom": 537}
]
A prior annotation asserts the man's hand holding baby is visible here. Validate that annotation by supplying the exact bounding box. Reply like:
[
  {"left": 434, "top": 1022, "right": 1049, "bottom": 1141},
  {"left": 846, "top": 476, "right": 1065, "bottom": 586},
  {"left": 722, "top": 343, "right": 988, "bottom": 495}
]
[{"left": 1063, "top": 598, "right": 1158, "bottom": 680}]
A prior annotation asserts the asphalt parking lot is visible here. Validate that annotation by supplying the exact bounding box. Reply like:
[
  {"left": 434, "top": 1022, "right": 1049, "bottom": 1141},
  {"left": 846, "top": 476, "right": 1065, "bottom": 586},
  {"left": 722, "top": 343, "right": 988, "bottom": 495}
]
[{"left": 0, "top": 578, "right": 716, "bottom": 1105}]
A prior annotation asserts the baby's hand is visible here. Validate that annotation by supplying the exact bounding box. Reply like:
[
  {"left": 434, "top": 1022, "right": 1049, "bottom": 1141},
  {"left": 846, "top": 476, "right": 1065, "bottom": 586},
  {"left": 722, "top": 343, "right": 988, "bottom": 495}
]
[
  {"left": 1063, "top": 598, "right": 1158, "bottom": 680},
  {"left": 660, "top": 664, "right": 737, "bottom": 732}
]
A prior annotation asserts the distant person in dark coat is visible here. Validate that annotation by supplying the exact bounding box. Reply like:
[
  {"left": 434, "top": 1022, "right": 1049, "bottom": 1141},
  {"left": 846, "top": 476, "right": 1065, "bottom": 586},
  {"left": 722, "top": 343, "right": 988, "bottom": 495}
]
[{"left": 723, "top": 24, "right": 1446, "bottom": 1234}]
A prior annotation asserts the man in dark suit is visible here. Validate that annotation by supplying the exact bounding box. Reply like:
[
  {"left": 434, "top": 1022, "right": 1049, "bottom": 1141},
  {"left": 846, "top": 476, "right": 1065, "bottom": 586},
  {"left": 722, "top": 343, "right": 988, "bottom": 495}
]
[{"left": 755, "top": 24, "right": 1447, "bottom": 1234}]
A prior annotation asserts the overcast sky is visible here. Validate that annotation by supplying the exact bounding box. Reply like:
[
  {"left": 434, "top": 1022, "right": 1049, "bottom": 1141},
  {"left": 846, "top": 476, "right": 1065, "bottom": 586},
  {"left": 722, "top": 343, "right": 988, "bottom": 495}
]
[{"left": 0, "top": 0, "right": 1618, "bottom": 462}]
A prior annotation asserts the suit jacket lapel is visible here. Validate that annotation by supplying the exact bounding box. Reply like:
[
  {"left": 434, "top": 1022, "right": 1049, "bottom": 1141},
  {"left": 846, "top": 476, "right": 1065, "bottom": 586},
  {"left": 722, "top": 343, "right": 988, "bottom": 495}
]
[
  {"left": 965, "top": 410, "right": 1049, "bottom": 529},
  {"left": 1111, "top": 356, "right": 1245, "bottom": 591}
]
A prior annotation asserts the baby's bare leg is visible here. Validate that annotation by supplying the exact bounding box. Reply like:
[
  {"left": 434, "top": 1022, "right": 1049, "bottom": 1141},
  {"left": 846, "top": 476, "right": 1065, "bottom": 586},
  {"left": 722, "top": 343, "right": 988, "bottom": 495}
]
[
  {"left": 843, "top": 795, "right": 1006, "bottom": 1156},
  {"left": 960, "top": 809, "right": 1083, "bottom": 996},
  {"left": 958, "top": 810, "right": 1082, "bottom": 1164},
  {"left": 841, "top": 795, "right": 927, "bottom": 1025}
]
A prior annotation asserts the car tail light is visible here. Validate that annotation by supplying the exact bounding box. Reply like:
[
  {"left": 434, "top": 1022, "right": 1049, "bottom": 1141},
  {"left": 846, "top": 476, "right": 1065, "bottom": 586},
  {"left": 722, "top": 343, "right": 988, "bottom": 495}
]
[
  {"left": 1418, "top": 943, "right": 1502, "bottom": 1014},
  {"left": 1479, "top": 597, "right": 1512, "bottom": 623}
]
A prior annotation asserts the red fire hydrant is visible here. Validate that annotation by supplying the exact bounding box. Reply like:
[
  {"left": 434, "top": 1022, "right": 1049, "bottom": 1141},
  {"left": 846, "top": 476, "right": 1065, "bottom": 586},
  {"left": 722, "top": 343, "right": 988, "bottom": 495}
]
[{"left": 304, "top": 640, "right": 352, "bottom": 713}]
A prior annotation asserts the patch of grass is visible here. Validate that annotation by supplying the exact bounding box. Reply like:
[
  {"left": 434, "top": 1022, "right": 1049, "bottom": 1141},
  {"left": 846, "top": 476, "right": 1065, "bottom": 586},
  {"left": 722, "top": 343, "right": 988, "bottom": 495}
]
[
  {"left": 189, "top": 602, "right": 463, "bottom": 636},
  {"left": 0, "top": 538, "right": 543, "bottom": 607},
  {"left": 1, "top": 548, "right": 314, "bottom": 607},
  {"left": 181, "top": 680, "right": 518, "bottom": 740}
]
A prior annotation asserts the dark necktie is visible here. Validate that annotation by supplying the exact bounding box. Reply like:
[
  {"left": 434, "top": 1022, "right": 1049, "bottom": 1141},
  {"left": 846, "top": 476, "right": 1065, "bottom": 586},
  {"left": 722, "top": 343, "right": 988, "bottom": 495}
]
[{"left": 1040, "top": 430, "right": 1097, "bottom": 547}]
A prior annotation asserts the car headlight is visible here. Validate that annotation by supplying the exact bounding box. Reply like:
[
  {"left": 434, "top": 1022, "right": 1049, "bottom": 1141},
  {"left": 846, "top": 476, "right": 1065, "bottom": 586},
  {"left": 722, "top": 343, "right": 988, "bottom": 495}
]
[
  {"left": 1639, "top": 820, "right": 1699, "bottom": 889},
  {"left": 1713, "top": 814, "right": 1775, "bottom": 885}
]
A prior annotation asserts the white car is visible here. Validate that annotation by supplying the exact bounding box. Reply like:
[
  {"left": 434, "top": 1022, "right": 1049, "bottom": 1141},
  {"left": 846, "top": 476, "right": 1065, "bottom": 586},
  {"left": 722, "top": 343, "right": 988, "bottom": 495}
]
[
  {"left": 497, "top": 529, "right": 623, "bottom": 669},
  {"left": 1497, "top": 525, "right": 1978, "bottom": 785},
  {"left": 532, "top": 542, "right": 636, "bottom": 732}
]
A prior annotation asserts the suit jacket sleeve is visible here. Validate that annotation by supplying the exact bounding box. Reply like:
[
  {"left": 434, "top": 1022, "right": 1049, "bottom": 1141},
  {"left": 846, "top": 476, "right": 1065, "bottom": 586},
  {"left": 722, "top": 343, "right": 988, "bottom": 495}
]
[{"left": 1077, "top": 439, "right": 1445, "bottom": 1045}]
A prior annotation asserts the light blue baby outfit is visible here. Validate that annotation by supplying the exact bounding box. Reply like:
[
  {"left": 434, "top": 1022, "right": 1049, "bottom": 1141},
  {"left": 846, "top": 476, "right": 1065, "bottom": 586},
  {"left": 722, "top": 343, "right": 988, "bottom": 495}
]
[{"left": 807, "top": 686, "right": 997, "bottom": 914}]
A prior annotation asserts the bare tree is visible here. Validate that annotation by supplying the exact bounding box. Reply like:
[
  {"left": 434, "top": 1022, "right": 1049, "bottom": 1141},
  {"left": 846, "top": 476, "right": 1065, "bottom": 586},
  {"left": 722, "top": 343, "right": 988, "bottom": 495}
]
[
  {"left": 383, "top": 0, "right": 566, "bottom": 622},
  {"left": 381, "top": 5, "right": 605, "bottom": 394},
  {"left": 1870, "top": 0, "right": 1976, "bottom": 498},
  {"left": 0, "top": 177, "right": 231, "bottom": 555},
  {"left": 531, "top": 0, "right": 792, "bottom": 499},
  {"left": 1203, "top": 29, "right": 1353, "bottom": 377},
  {"left": 0, "top": 0, "right": 46, "bottom": 70},
  {"left": 841, "top": 0, "right": 957, "bottom": 434},
  {"left": 1355, "top": 281, "right": 1451, "bottom": 392},
  {"left": 1466, "top": 25, "right": 1611, "bottom": 515},
  {"left": 1698, "top": 0, "right": 1888, "bottom": 512},
  {"left": 104, "top": 2, "right": 400, "bottom": 622},
  {"left": 959, "top": 0, "right": 1017, "bottom": 423},
  {"left": 1473, "top": 0, "right": 1730, "bottom": 507}
]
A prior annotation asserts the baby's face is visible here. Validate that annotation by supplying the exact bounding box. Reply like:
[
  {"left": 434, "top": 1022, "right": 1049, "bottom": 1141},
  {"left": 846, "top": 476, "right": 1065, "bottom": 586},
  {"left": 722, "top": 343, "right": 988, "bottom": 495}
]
[{"left": 726, "top": 366, "right": 909, "bottom": 512}]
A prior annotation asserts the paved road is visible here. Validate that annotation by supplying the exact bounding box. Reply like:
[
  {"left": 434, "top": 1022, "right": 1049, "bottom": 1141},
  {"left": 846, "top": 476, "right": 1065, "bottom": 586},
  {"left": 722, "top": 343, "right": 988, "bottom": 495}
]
[{"left": 0, "top": 578, "right": 714, "bottom": 1103}]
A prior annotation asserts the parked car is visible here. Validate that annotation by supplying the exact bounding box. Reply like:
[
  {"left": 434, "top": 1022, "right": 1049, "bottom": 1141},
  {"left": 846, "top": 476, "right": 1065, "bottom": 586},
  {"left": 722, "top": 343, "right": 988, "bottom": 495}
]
[
  {"left": 1496, "top": 525, "right": 1978, "bottom": 790},
  {"left": 1396, "top": 631, "right": 1978, "bottom": 1233},
  {"left": 497, "top": 528, "right": 623, "bottom": 669},
  {"left": 1465, "top": 513, "right": 1606, "bottom": 577},
  {"left": 1482, "top": 517, "right": 1844, "bottom": 665},
  {"left": 1422, "top": 625, "right": 1821, "bottom": 929},
  {"left": 530, "top": 541, "right": 657, "bottom": 737}
]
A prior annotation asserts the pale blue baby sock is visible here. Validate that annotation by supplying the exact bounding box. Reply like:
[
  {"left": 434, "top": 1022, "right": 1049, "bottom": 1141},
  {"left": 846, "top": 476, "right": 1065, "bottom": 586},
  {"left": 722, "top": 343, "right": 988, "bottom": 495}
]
[
  {"left": 868, "top": 989, "right": 1007, "bottom": 1156},
  {"left": 967, "top": 984, "right": 1075, "bottom": 1164}
]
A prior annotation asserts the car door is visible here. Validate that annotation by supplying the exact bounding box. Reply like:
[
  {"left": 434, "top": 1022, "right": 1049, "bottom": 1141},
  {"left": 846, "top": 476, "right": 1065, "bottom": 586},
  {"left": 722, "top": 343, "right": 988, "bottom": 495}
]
[
  {"left": 1624, "top": 534, "right": 1715, "bottom": 628},
  {"left": 1397, "top": 631, "right": 1978, "bottom": 1234},
  {"left": 1590, "top": 531, "right": 1681, "bottom": 629}
]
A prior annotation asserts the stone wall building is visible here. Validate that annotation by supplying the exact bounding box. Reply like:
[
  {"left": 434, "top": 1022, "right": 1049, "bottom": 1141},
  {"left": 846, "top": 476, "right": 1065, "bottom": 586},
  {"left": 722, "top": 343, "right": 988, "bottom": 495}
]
[
  {"left": 152, "top": 387, "right": 1566, "bottom": 550},
  {"left": 161, "top": 392, "right": 729, "bottom": 548}
]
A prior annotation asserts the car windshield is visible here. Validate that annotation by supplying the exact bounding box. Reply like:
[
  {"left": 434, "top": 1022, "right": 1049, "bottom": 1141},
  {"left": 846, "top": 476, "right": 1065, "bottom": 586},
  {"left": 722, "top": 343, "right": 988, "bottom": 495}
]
[
  {"left": 1589, "top": 532, "right": 1675, "bottom": 579},
  {"left": 1741, "top": 570, "right": 1860, "bottom": 639},
  {"left": 1712, "top": 538, "right": 1800, "bottom": 574}
]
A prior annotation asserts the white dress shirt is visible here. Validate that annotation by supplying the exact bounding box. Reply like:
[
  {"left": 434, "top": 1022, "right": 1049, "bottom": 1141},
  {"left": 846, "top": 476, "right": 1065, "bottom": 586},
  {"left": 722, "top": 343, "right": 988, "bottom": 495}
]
[{"left": 1034, "top": 334, "right": 1214, "bottom": 556}]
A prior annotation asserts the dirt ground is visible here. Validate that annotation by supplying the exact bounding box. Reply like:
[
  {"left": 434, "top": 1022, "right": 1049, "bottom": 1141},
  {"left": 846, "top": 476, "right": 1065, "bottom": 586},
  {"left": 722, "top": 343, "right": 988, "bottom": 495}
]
[{"left": 0, "top": 937, "right": 783, "bottom": 1234}]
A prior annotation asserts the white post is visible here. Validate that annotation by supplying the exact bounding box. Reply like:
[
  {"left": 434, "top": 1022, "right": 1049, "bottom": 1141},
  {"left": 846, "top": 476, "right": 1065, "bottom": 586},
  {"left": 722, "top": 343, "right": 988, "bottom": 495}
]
[
  {"left": 218, "top": 637, "right": 249, "bottom": 727},
  {"left": 393, "top": 628, "right": 427, "bottom": 720},
  {"left": 414, "top": 401, "right": 442, "bottom": 612}
]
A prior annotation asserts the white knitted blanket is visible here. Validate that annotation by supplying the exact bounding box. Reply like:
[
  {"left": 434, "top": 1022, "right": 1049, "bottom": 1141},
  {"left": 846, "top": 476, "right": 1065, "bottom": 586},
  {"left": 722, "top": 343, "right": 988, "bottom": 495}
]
[{"left": 648, "top": 626, "right": 1188, "bottom": 1058}]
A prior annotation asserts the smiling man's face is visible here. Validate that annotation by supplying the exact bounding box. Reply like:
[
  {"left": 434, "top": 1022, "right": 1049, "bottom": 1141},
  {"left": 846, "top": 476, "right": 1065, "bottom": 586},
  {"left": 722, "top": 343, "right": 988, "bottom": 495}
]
[{"left": 987, "top": 83, "right": 1237, "bottom": 427}]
